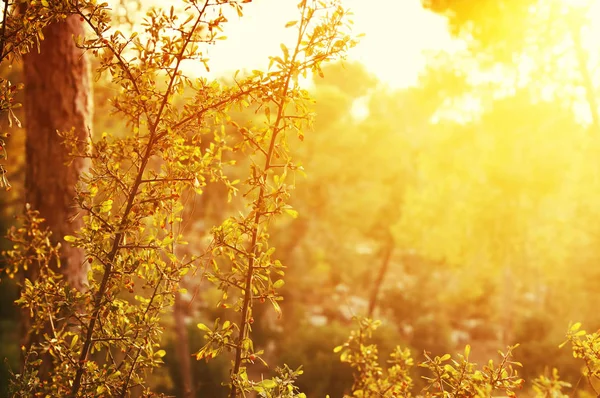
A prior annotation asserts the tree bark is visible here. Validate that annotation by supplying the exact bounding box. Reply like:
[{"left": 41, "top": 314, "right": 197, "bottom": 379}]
[{"left": 22, "top": 15, "right": 92, "bottom": 290}]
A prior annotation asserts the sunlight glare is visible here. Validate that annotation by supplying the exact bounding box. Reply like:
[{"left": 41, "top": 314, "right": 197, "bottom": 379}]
[{"left": 202, "top": 0, "right": 455, "bottom": 89}]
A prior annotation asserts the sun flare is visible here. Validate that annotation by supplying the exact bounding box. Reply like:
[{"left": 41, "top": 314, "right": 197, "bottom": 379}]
[{"left": 201, "top": 0, "right": 455, "bottom": 88}]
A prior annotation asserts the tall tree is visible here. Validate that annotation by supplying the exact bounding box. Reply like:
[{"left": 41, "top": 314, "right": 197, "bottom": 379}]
[{"left": 22, "top": 15, "right": 91, "bottom": 290}]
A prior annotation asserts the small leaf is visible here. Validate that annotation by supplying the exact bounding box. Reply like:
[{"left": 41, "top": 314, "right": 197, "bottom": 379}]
[
  {"left": 333, "top": 345, "right": 343, "bottom": 353},
  {"left": 197, "top": 323, "right": 211, "bottom": 332},
  {"left": 570, "top": 322, "right": 582, "bottom": 332},
  {"left": 270, "top": 298, "right": 282, "bottom": 319},
  {"left": 273, "top": 279, "right": 285, "bottom": 289},
  {"left": 64, "top": 235, "right": 77, "bottom": 243},
  {"left": 285, "top": 20, "right": 298, "bottom": 28},
  {"left": 260, "top": 379, "right": 277, "bottom": 389},
  {"left": 99, "top": 199, "right": 113, "bottom": 213},
  {"left": 70, "top": 335, "right": 79, "bottom": 349},
  {"left": 155, "top": 349, "right": 166, "bottom": 358},
  {"left": 280, "top": 43, "right": 289, "bottom": 60},
  {"left": 284, "top": 208, "right": 298, "bottom": 218}
]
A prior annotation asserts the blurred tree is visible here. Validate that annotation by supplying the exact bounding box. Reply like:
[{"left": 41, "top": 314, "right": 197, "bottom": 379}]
[
  {"left": 397, "top": 88, "right": 583, "bottom": 340},
  {"left": 424, "top": 0, "right": 600, "bottom": 133},
  {"left": 422, "top": 0, "right": 536, "bottom": 56}
]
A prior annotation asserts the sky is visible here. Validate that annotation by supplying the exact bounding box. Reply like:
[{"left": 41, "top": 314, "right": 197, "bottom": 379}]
[
  {"left": 106, "top": 0, "right": 600, "bottom": 93},
  {"left": 198, "top": 0, "right": 455, "bottom": 88},
  {"left": 112, "top": 0, "right": 600, "bottom": 96}
]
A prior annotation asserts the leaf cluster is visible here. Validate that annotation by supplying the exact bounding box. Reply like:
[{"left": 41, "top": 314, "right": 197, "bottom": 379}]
[{"left": 2, "top": 0, "right": 358, "bottom": 397}]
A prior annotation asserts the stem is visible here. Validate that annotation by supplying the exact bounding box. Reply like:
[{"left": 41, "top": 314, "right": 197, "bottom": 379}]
[
  {"left": 229, "top": 5, "right": 310, "bottom": 397},
  {"left": 69, "top": 5, "right": 207, "bottom": 395},
  {"left": 0, "top": 0, "right": 10, "bottom": 60},
  {"left": 119, "top": 274, "right": 164, "bottom": 397},
  {"left": 69, "top": 91, "right": 158, "bottom": 398}
]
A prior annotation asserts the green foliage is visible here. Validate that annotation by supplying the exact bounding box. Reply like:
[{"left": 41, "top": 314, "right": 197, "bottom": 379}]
[
  {"left": 3, "top": 0, "right": 600, "bottom": 397},
  {"left": 245, "top": 365, "right": 307, "bottom": 398},
  {"left": 3, "top": 0, "right": 354, "bottom": 397},
  {"left": 334, "top": 318, "right": 600, "bottom": 397},
  {"left": 531, "top": 368, "right": 571, "bottom": 398},
  {"left": 1, "top": 0, "right": 358, "bottom": 396},
  {"left": 334, "top": 317, "right": 414, "bottom": 397},
  {"left": 419, "top": 344, "right": 524, "bottom": 397},
  {"left": 423, "top": 0, "right": 536, "bottom": 53},
  {"left": 4, "top": 206, "right": 86, "bottom": 396},
  {"left": 561, "top": 322, "right": 600, "bottom": 395},
  {"left": 335, "top": 317, "right": 523, "bottom": 397}
]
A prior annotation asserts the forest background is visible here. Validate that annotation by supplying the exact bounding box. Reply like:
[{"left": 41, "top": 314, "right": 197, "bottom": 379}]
[{"left": 2, "top": 0, "right": 600, "bottom": 396}]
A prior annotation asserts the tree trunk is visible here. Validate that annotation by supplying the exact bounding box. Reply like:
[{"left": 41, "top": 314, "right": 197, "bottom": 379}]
[
  {"left": 367, "top": 231, "right": 394, "bottom": 318},
  {"left": 22, "top": 15, "right": 92, "bottom": 290},
  {"left": 174, "top": 292, "right": 196, "bottom": 398}
]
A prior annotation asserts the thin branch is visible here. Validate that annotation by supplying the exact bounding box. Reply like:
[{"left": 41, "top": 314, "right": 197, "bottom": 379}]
[
  {"left": 70, "top": 4, "right": 208, "bottom": 395},
  {"left": 0, "top": 0, "right": 10, "bottom": 59},
  {"left": 229, "top": 3, "right": 310, "bottom": 396}
]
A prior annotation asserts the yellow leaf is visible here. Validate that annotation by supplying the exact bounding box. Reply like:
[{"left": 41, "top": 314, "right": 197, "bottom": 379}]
[
  {"left": 64, "top": 235, "right": 77, "bottom": 243},
  {"left": 197, "top": 323, "right": 210, "bottom": 332},
  {"left": 99, "top": 199, "right": 113, "bottom": 213},
  {"left": 284, "top": 208, "right": 298, "bottom": 218}
]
